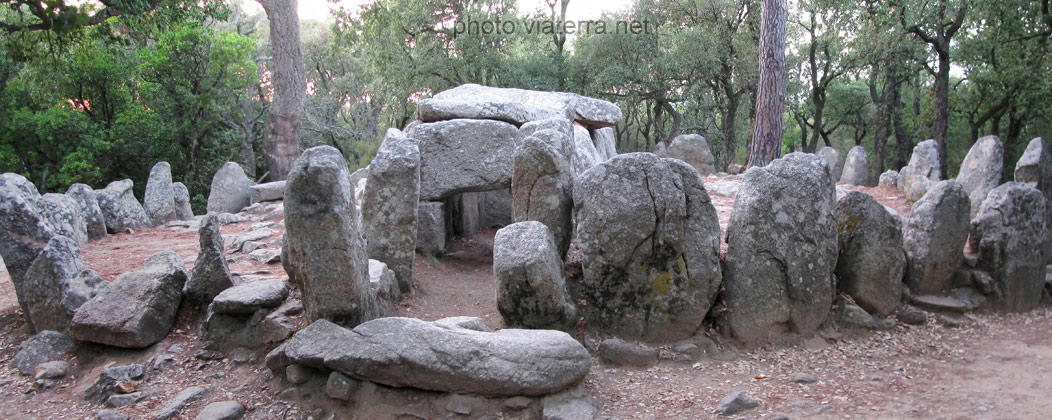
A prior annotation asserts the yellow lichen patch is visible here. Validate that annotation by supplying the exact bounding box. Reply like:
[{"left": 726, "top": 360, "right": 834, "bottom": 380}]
[{"left": 653, "top": 272, "right": 672, "bottom": 296}]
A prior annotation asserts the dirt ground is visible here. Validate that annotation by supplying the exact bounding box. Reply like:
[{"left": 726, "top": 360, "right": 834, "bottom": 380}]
[{"left": 0, "top": 180, "right": 1049, "bottom": 419}]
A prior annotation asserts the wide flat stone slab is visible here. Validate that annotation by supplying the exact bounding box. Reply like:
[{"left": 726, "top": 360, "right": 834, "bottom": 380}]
[
  {"left": 418, "top": 84, "right": 622, "bottom": 128},
  {"left": 910, "top": 295, "right": 968, "bottom": 313}
]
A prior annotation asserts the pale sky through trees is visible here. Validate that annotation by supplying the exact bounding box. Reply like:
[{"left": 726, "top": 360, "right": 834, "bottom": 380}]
[{"left": 285, "top": 0, "right": 633, "bottom": 22}]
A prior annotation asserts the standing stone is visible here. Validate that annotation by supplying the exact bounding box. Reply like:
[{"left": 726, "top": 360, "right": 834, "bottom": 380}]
[
  {"left": 66, "top": 184, "right": 108, "bottom": 240},
  {"left": 362, "top": 128, "right": 420, "bottom": 294},
  {"left": 416, "top": 202, "right": 446, "bottom": 255},
  {"left": 478, "top": 189, "right": 513, "bottom": 228},
  {"left": 878, "top": 170, "right": 900, "bottom": 188},
  {"left": 0, "top": 179, "right": 55, "bottom": 331},
  {"left": 282, "top": 146, "right": 378, "bottom": 326},
  {"left": 250, "top": 181, "right": 286, "bottom": 204},
  {"left": 957, "top": 135, "right": 1004, "bottom": 219},
  {"left": 897, "top": 166, "right": 908, "bottom": 190},
  {"left": 840, "top": 145, "right": 870, "bottom": 186},
  {"left": 816, "top": 146, "right": 844, "bottom": 182},
  {"left": 572, "top": 123, "right": 602, "bottom": 174},
  {"left": 407, "top": 119, "right": 520, "bottom": 201},
  {"left": 652, "top": 141, "right": 668, "bottom": 157},
  {"left": 71, "top": 250, "right": 187, "bottom": 348},
  {"left": 834, "top": 192, "right": 905, "bottom": 315},
  {"left": 96, "top": 179, "right": 151, "bottom": 233},
  {"left": 494, "top": 222, "right": 577, "bottom": 330},
  {"left": 903, "top": 140, "right": 942, "bottom": 201},
  {"left": 206, "top": 162, "right": 254, "bottom": 214},
  {"left": 723, "top": 153, "right": 837, "bottom": 344},
  {"left": 350, "top": 167, "right": 369, "bottom": 229},
  {"left": 172, "top": 182, "right": 194, "bottom": 220},
  {"left": 448, "top": 192, "right": 480, "bottom": 237},
  {"left": 144, "top": 161, "right": 178, "bottom": 226},
  {"left": 513, "top": 131, "right": 575, "bottom": 258},
  {"left": 23, "top": 236, "right": 106, "bottom": 332},
  {"left": 903, "top": 180, "right": 971, "bottom": 295},
  {"left": 573, "top": 153, "right": 722, "bottom": 341},
  {"left": 666, "top": 134, "right": 717, "bottom": 176},
  {"left": 594, "top": 127, "right": 617, "bottom": 161},
  {"left": 970, "top": 183, "right": 1050, "bottom": 312},
  {"left": 184, "top": 214, "right": 233, "bottom": 305},
  {"left": 40, "top": 193, "right": 88, "bottom": 244},
  {"left": 1015, "top": 137, "right": 1052, "bottom": 260},
  {"left": 521, "top": 118, "right": 579, "bottom": 175}
]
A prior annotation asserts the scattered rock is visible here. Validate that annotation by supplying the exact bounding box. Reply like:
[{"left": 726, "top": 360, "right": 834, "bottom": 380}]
[
  {"left": 12, "top": 330, "right": 74, "bottom": 376},
  {"left": 715, "top": 391, "right": 759, "bottom": 416},
  {"left": 597, "top": 338, "right": 657, "bottom": 368},
  {"left": 285, "top": 364, "right": 312, "bottom": 385},
  {"left": 144, "top": 161, "right": 178, "bottom": 226},
  {"left": 149, "top": 386, "right": 208, "bottom": 420},
  {"left": 95, "top": 409, "right": 130, "bottom": 420},
  {"left": 193, "top": 401, "right": 245, "bottom": 420},
  {"left": 96, "top": 179, "right": 151, "bottom": 233},
  {"left": 445, "top": 394, "right": 483, "bottom": 416},
  {"left": 325, "top": 371, "right": 359, "bottom": 401},
  {"left": 207, "top": 162, "right": 254, "bottom": 214},
  {"left": 789, "top": 373, "right": 819, "bottom": 384},
  {"left": 910, "top": 295, "right": 968, "bottom": 313},
  {"left": 84, "top": 364, "right": 144, "bottom": 404},
  {"left": 248, "top": 248, "right": 281, "bottom": 264},
  {"left": 362, "top": 128, "right": 421, "bottom": 295},
  {"left": 65, "top": 183, "right": 108, "bottom": 240},
  {"left": 183, "top": 214, "right": 233, "bottom": 305},
  {"left": 840, "top": 145, "right": 869, "bottom": 186},
  {"left": 106, "top": 391, "right": 145, "bottom": 408},
  {"left": 211, "top": 279, "right": 289, "bottom": 314},
  {"left": 896, "top": 310, "right": 927, "bottom": 325},
  {"left": 666, "top": 134, "right": 716, "bottom": 176},
  {"left": 541, "top": 385, "right": 598, "bottom": 420},
  {"left": 34, "top": 360, "right": 70, "bottom": 379},
  {"left": 494, "top": 221, "right": 577, "bottom": 330},
  {"left": 903, "top": 180, "right": 970, "bottom": 295},
  {"left": 250, "top": 181, "right": 286, "bottom": 204},
  {"left": 836, "top": 295, "right": 877, "bottom": 328}
]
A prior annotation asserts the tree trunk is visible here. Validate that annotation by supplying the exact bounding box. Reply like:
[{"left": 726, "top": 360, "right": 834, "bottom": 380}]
[
  {"left": 720, "top": 90, "right": 740, "bottom": 169},
  {"left": 933, "top": 54, "right": 950, "bottom": 179},
  {"left": 747, "top": 0, "right": 788, "bottom": 168},
  {"left": 258, "top": 0, "right": 305, "bottom": 181},
  {"left": 891, "top": 82, "right": 911, "bottom": 170}
]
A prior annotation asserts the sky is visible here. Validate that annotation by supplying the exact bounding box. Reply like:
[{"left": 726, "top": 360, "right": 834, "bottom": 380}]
[{"left": 268, "top": 0, "right": 635, "bottom": 22}]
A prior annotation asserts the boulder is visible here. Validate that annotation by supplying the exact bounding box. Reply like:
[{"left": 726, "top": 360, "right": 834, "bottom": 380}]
[
  {"left": 903, "top": 139, "right": 942, "bottom": 201},
  {"left": 0, "top": 179, "right": 56, "bottom": 329},
  {"left": 71, "top": 250, "right": 187, "bottom": 348},
  {"left": 572, "top": 123, "right": 602, "bottom": 174},
  {"left": 65, "top": 183, "right": 108, "bottom": 240},
  {"left": 144, "top": 161, "right": 178, "bottom": 226},
  {"left": 573, "top": 153, "right": 722, "bottom": 341},
  {"left": 149, "top": 386, "right": 208, "bottom": 420},
  {"left": 494, "top": 222, "right": 577, "bottom": 330},
  {"left": 834, "top": 192, "right": 905, "bottom": 315},
  {"left": 282, "top": 146, "right": 378, "bottom": 326},
  {"left": 478, "top": 189, "right": 513, "bottom": 228},
  {"left": 816, "top": 146, "right": 844, "bottom": 181},
  {"left": 96, "top": 179, "right": 151, "bottom": 233},
  {"left": 249, "top": 181, "right": 286, "bottom": 204},
  {"left": 40, "top": 193, "right": 88, "bottom": 244},
  {"left": 512, "top": 130, "right": 575, "bottom": 258},
  {"left": 211, "top": 279, "right": 289, "bottom": 314},
  {"left": 11, "top": 330, "right": 74, "bottom": 376},
  {"left": 194, "top": 401, "right": 245, "bottom": 420},
  {"left": 368, "top": 259, "right": 399, "bottom": 313},
  {"left": 597, "top": 338, "right": 657, "bottom": 367},
  {"left": 903, "top": 180, "right": 970, "bottom": 295},
  {"left": 416, "top": 202, "right": 446, "bottom": 255},
  {"left": 970, "top": 182, "right": 1050, "bottom": 312},
  {"left": 840, "top": 145, "right": 869, "bottom": 186},
  {"left": 652, "top": 141, "right": 668, "bottom": 157},
  {"left": 957, "top": 135, "right": 1004, "bottom": 219},
  {"left": 284, "top": 317, "right": 590, "bottom": 396},
  {"left": 23, "top": 236, "right": 107, "bottom": 332},
  {"left": 407, "top": 119, "right": 521, "bottom": 200},
  {"left": 418, "top": 83, "right": 622, "bottom": 128},
  {"left": 206, "top": 162, "right": 254, "bottom": 214},
  {"left": 172, "top": 182, "right": 194, "bottom": 220},
  {"left": 0, "top": 172, "right": 39, "bottom": 197},
  {"left": 666, "top": 134, "right": 716, "bottom": 176},
  {"left": 723, "top": 153, "right": 837, "bottom": 344},
  {"left": 594, "top": 127, "right": 618, "bottom": 161},
  {"left": 1014, "top": 137, "right": 1052, "bottom": 205},
  {"left": 349, "top": 167, "right": 369, "bottom": 227},
  {"left": 878, "top": 170, "right": 900, "bottom": 188},
  {"left": 183, "top": 214, "right": 233, "bottom": 305},
  {"left": 84, "top": 364, "right": 145, "bottom": 404}
]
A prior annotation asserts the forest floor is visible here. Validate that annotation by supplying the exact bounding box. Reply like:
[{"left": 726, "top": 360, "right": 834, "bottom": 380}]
[{"left": 0, "top": 179, "right": 1048, "bottom": 419}]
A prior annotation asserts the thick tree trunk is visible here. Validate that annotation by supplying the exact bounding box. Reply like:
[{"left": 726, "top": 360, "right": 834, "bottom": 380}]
[
  {"left": 720, "top": 89, "right": 740, "bottom": 169},
  {"left": 892, "top": 83, "right": 911, "bottom": 170},
  {"left": 933, "top": 55, "right": 950, "bottom": 179},
  {"left": 259, "top": 0, "right": 305, "bottom": 181},
  {"left": 747, "top": 0, "right": 788, "bottom": 168}
]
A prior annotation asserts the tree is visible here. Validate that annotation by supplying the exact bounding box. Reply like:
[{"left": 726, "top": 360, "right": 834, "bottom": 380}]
[
  {"left": 791, "top": 0, "right": 854, "bottom": 153},
  {"left": 257, "top": 0, "right": 305, "bottom": 181},
  {"left": 747, "top": 0, "right": 788, "bottom": 167}
]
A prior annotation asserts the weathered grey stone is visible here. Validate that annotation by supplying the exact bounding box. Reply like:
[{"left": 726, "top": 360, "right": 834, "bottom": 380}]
[
  {"left": 284, "top": 317, "right": 590, "bottom": 396},
  {"left": 206, "top": 162, "right": 254, "bottom": 214},
  {"left": 171, "top": 182, "right": 194, "bottom": 220},
  {"left": 879, "top": 170, "right": 900, "bottom": 188},
  {"left": 572, "top": 123, "right": 602, "bottom": 174},
  {"left": 368, "top": 260, "right": 399, "bottom": 313},
  {"left": 416, "top": 202, "right": 446, "bottom": 255},
  {"left": 325, "top": 371, "right": 359, "bottom": 401},
  {"left": 958, "top": 135, "right": 1004, "bottom": 219},
  {"left": 282, "top": 146, "right": 378, "bottom": 326},
  {"left": 149, "top": 386, "right": 208, "bottom": 420},
  {"left": 840, "top": 145, "right": 869, "bottom": 186},
  {"left": 144, "top": 161, "right": 178, "bottom": 226},
  {"left": 723, "top": 153, "right": 837, "bottom": 344},
  {"left": 817, "top": 147, "right": 844, "bottom": 182},
  {"left": 897, "top": 166, "right": 908, "bottom": 189},
  {"left": 520, "top": 118, "right": 579, "bottom": 174},
  {"left": 835, "top": 191, "right": 905, "bottom": 315},
  {"left": 836, "top": 295, "right": 878, "bottom": 328},
  {"left": 667, "top": 134, "right": 716, "bottom": 176},
  {"left": 448, "top": 191, "right": 480, "bottom": 237},
  {"left": 420, "top": 83, "right": 622, "bottom": 128},
  {"left": 193, "top": 401, "right": 244, "bottom": 420},
  {"left": 897, "top": 310, "right": 927, "bottom": 325},
  {"left": 494, "top": 222, "right": 577, "bottom": 330},
  {"left": 903, "top": 180, "right": 970, "bottom": 295},
  {"left": 96, "top": 179, "right": 151, "bottom": 233},
  {"left": 478, "top": 189, "right": 513, "bottom": 228},
  {"left": 40, "top": 193, "right": 88, "bottom": 244},
  {"left": 95, "top": 410, "right": 129, "bottom": 420},
  {"left": 0, "top": 179, "right": 56, "bottom": 330},
  {"left": 66, "top": 183, "right": 108, "bottom": 240},
  {"left": 1015, "top": 137, "right": 1052, "bottom": 204},
  {"left": 71, "top": 250, "right": 187, "bottom": 348},
  {"left": 512, "top": 131, "right": 575, "bottom": 258},
  {"left": 715, "top": 391, "right": 760, "bottom": 416},
  {"left": 106, "top": 391, "right": 145, "bottom": 408},
  {"left": 790, "top": 372, "right": 820, "bottom": 384},
  {"left": 910, "top": 294, "right": 968, "bottom": 313},
  {"left": 349, "top": 167, "right": 369, "bottom": 228},
  {"left": 11, "top": 330, "right": 73, "bottom": 376},
  {"left": 184, "top": 214, "right": 232, "bottom": 305},
  {"left": 249, "top": 181, "right": 286, "bottom": 204},
  {"left": 594, "top": 127, "right": 617, "bottom": 161},
  {"left": 362, "top": 129, "right": 419, "bottom": 294},
  {"left": 541, "top": 385, "right": 598, "bottom": 420},
  {"left": 573, "top": 153, "right": 722, "bottom": 341},
  {"left": 0, "top": 172, "right": 38, "bottom": 196},
  {"left": 228, "top": 227, "right": 273, "bottom": 253},
  {"left": 970, "top": 182, "right": 1050, "bottom": 312},
  {"left": 259, "top": 299, "right": 304, "bottom": 343},
  {"left": 23, "top": 236, "right": 106, "bottom": 332},
  {"left": 34, "top": 360, "right": 70, "bottom": 379},
  {"left": 407, "top": 119, "right": 521, "bottom": 200},
  {"left": 903, "top": 139, "right": 942, "bottom": 201},
  {"left": 726, "top": 162, "right": 744, "bottom": 175},
  {"left": 597, "top": 338, "right": 657, "bottom": 367},
  {"left": 211, "top": 279, "right": 289, "bottom": 314},
  {"left": 652, "top": 141, "right": 667, "bottom": 157},
  {"left": 84, "top": 363, "right": 145, "bottom": 404}
]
